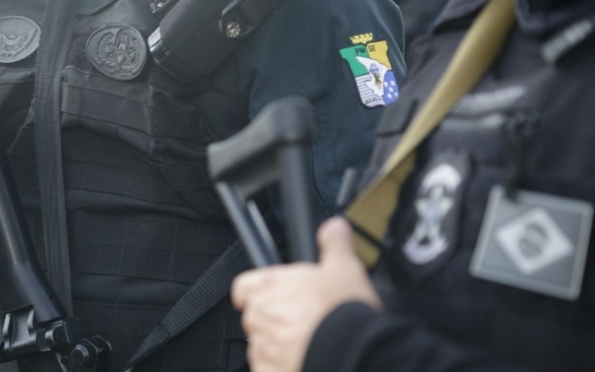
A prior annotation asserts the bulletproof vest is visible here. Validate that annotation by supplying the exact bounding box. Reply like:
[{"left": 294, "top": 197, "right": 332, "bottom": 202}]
[
  {"left": 366, "top": 3, "right": 595, "bottom": 371},
  {"left": 0, "top": 0, "right": 249, "bottom": 370},
  {"left": 393, "top": 0, "right": 449, "bottom": 52}
]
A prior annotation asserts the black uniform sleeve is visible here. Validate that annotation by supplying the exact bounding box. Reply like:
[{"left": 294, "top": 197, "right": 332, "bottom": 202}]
[{"left": 302, "top": 302, "right": 529, "bottom": 372}]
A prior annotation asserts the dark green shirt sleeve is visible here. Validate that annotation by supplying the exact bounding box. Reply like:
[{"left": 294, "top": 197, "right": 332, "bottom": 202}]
[{"left": 236, "top": 0, "right": 406, "bottom": 222}]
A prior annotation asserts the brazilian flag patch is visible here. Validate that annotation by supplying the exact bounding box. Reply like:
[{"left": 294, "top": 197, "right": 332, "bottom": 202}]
[{"left": 340, "top": 33, "right": 399, "bottom": 108}]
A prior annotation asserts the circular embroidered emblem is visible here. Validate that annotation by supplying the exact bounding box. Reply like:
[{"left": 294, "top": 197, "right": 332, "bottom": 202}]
[
  {"left": 0, "top": 16, "right": 41, "bottom": 64},
  {"left": 86, "top": 25, "right": 147, "bottom": 81}
]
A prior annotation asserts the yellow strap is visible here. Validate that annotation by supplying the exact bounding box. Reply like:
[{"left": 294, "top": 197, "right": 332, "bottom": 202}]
[{"left": 346, "top": 0, "right": 516, "bottom": 267}]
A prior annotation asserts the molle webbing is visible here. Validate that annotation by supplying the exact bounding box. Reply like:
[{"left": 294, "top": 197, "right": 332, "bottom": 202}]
[
  {"left": 74, "top": 298, "right": 243, "bottom": 370},
  {"left": 61, "top": 84, "right": 205, "bottom": 139},
  {"left": 9, "top": 128, "right": 225, "bottom": 219},
  {"left": 23, "top": 212, "right": 235, "bottom": 284}
]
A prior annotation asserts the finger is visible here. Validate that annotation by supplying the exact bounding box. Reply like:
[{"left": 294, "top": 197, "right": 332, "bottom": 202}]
[
  {"left": 247, "top": 336, "right": 280, "bottom": 372},
  {"left": 241, "top": 288, "right": 291, "bottom": 335},
  {"left": 231, "top": 270, "right": 276, "bottom": 310},
  {"left": 317, "top": 217, "right": 356, "bottom": 265},
  {"left": 241, "top": 297, "right": 271, "bottom": 335}
]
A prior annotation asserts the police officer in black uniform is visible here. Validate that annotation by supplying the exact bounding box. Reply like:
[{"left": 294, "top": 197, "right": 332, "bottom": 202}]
[
  {"left": 0, "top": 0, "right": 406, "bottom": 371},
  {"left": 232, "top": 0, "right": 595, "bottom": 371}
]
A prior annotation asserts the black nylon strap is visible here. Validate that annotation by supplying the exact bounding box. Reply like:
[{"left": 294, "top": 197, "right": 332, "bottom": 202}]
[
  {"left": 124, "top": 240, "right": 252, "bottom": 371},
  {"left": 33, "top": 0, "right": 77, "bottom": 315}
]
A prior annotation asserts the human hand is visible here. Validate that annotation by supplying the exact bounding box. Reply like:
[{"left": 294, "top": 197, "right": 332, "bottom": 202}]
[{"left": 231, "top": 217, "right": 382, "bottom": 372}]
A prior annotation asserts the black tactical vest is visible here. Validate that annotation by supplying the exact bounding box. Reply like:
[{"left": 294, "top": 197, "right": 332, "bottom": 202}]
[
  {"left": 393, "top": 0, "right": 449, "bottom": 51},
  {"left": 0, "top": 0, "right": 249, "bottom": 371},
  {"left": 367, "top": 3, "right": 595, "bottom": 371}
]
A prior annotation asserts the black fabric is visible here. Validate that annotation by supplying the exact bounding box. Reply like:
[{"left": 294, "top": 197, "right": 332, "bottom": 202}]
[
  {"left": 235, "top": 0, "right": 286, "bottom": 26},
  {"left": 19, "top": 212, "right": 238, "bottom": 293},
  {"left": 0, "top": 361, "right": 21, "bottom": 372},
  {"left": 16, "top": 208, "right": 244, "bottom": 372},
  {"left": 394, "top": 0, "right": 449, "bottom": 51},
  {"left": 516, "top": 0, "right": 595, "bottom": 36},
  {"left": 0, "top": 99, "right": 32, "bottom": 154},
  {"left": 125, "top": 240, "right": 251, "bottom": 370},
  {"left": 523, "top": 0, "right": 585, "bottom": 13},
  {"left": 76, "top": 0, "right": 117, "bottom": 15},
  {"left": 6, "top": 81, "right": 245, "bottom": 372},
  {"left": 375, "top": 98, "right": 417, "bottom": 136},
  {"left": 10, "top": 153, "right": 189, "bottom": 208},
  {"left": 431, "top": 0, "right": 487, "bottom": 34},
  {"left": 61, "top": 84, "right": 204, "bottom": 139},
  {"left": 0, "top": 81, "right": 35, "bottom": 110},
  {"left": 302, "top": 303, "right": 380, "bottom": 372},
  {"left": 72, "top": 297, "right": 243, "bottom": 372},
  {"left": 33, "top": 0, "right": 76, "bottom": 315},
  {"left": 304, "top": 302, "right": 526, "bottom": 372}
]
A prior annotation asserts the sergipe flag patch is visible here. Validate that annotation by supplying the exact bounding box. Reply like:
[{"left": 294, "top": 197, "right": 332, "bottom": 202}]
[{"left": 340, "top": 33, "right": 399, "bottom": 108}]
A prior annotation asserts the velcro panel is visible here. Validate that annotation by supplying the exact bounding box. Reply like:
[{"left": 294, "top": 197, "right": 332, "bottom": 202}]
[
  {"left": 10, "top": 154, "right": 189, "bottom": 207},
  {"left": 160, "top": 162, "right": 227, "bottom": 220},
  {"left": 61, "top": 84, "right": 203, "bottom": 139},
  {"left": 74, "top": 298, "right": 239, "bottom": 371},
  {"left": 26, "top": 212, "right": 236, "bottom": 283},
  {"left": 9, "top": 129, "right": 190, "bottom": 207}
]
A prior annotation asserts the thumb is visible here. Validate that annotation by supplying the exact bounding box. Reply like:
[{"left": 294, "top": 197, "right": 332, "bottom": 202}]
[{"left": 317, "top": 217, "right": 356, "bottom": 265}]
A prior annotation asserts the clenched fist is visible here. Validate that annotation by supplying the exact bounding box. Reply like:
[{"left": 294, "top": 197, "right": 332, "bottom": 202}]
[{"left": 232, "top": 218, "right": 382, "bottom": 372}]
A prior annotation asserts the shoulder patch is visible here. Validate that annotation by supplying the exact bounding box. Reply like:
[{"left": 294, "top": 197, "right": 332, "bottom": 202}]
[
  {"left": 390, "top": 151, "right": 470, "bottom": 281},
  {"left": 340, "top": 33, "right": 398, "bottom": 108},
  {"left": 86, "top": 25, "right": 147, "bottom": 81},
  {"left": 0, "top": 16, "right": 41, "bottom": 64}
]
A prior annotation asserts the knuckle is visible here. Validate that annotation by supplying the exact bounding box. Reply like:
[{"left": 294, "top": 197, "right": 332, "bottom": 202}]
[{"left": 242, "top": 309, "right": 258, "bottom": 333}]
